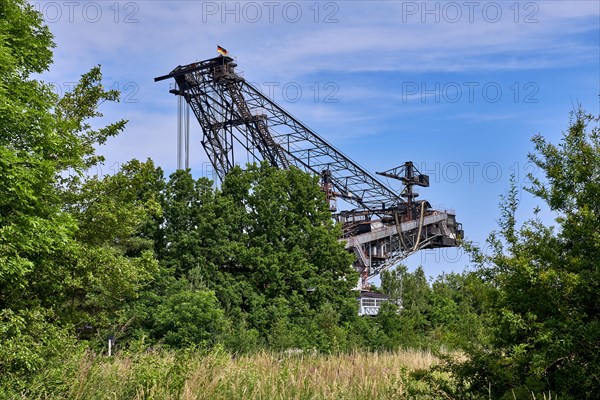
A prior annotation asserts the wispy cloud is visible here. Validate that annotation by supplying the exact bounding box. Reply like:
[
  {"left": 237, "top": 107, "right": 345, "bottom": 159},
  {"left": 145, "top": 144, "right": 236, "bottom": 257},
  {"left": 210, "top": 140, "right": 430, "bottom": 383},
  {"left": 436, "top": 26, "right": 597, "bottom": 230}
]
[
  {"left": 35, "top": 0, "right": 599, "bottom": 171},
  {"left": 43, "top": 1, "right": 599, "bottom": 83}
]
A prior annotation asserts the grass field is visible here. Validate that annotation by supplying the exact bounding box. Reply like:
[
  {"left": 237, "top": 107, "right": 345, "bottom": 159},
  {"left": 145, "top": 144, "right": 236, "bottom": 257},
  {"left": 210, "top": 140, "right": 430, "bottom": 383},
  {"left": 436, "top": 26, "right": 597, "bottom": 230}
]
[{"left": 18, "top": 348, "right": 449, "bottom": 399}]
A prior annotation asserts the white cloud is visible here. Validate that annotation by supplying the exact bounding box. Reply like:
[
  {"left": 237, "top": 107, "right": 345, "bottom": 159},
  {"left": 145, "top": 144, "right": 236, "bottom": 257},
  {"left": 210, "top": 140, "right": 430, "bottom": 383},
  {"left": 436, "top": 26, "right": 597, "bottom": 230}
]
[
  {"left": 39, "top": 0, "right": 599, "bottom": 84},
  {"left": 32, "top": 0, "right": 599, "bottom": 170}
]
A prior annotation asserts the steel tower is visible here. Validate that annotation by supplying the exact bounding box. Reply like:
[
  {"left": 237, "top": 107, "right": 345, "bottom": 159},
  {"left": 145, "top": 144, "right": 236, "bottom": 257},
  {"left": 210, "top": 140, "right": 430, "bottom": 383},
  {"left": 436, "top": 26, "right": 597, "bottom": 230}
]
[{"left": 155, "top": 55, "right": 463, "bottom": 289}]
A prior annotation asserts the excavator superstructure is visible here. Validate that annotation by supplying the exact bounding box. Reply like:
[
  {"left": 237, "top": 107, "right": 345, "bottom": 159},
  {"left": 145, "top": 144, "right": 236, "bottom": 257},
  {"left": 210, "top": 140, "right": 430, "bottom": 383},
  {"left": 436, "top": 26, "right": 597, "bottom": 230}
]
[{"left": 155, "top": 55, "right": 463, "bottom": 289}]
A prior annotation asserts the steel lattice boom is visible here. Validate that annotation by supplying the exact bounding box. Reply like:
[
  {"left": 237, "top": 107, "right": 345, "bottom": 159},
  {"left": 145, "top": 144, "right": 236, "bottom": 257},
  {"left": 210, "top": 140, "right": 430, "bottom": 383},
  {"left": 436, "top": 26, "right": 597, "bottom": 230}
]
[{"left": 155, "top": 55, "right": 463, "bottom": 289}]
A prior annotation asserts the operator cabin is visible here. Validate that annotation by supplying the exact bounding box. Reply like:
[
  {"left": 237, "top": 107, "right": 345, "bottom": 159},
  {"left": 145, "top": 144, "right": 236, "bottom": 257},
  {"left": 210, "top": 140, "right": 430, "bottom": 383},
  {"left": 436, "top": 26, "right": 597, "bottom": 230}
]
[{"left": 357, "top": 291, "right": 398, "bottom": 316}]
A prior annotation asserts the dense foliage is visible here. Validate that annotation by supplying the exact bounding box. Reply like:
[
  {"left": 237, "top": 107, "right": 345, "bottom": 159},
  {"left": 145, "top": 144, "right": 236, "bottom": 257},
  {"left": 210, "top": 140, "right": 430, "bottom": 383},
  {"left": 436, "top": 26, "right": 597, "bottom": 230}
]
[
  {"left": 449, "top": 110, "right": 600, "bottom": 399},
  {"left": 1, "top": 1, "right": 598, "bottom": 398},
  {"left": 127, "top": 164, "right": 360, "bottom": 353}
]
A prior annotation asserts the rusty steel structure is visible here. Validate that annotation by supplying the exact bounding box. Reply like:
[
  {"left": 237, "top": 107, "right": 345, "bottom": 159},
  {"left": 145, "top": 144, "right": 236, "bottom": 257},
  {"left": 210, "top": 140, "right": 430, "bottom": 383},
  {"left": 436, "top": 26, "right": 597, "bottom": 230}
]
[{"left": 155, "top": 55, "right": 463, "bottom": 289}]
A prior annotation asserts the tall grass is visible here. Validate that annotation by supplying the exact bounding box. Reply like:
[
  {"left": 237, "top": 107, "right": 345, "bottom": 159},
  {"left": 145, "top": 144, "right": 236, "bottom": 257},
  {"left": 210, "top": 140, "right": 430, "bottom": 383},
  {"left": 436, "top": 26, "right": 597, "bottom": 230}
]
[
  {"left": 15, "top": 348, "right": 443, "bottom": 399},
  {"left": 182, "top": 349, "right": 438, "bottom": 400}
]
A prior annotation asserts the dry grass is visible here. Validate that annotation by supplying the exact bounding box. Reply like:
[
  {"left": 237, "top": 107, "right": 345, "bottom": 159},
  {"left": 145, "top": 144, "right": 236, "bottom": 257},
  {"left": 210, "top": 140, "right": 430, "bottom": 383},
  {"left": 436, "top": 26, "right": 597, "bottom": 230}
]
[
  {"left": 29, "top": 348, "right": 442, "bottom": 399},
  {"left": 14, "top": 348, "right": 561, "bottom": 399},
  {"left": 181, "top": 349, "right": 438, "bottom": 400}
]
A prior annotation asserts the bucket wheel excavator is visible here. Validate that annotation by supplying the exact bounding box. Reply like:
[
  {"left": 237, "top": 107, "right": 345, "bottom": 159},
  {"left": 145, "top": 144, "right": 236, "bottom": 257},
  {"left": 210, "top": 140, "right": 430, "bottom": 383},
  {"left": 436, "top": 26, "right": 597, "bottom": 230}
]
[{"left": 155, "top": 55, "right": 463, "bottom": 289}]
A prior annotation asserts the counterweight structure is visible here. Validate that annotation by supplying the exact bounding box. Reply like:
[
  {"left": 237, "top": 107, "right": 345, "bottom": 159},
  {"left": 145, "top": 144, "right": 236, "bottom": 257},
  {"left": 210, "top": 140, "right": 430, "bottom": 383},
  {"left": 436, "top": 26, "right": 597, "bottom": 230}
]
[{"left": 155, "top": 55, "right": 463, "bottom": 289}]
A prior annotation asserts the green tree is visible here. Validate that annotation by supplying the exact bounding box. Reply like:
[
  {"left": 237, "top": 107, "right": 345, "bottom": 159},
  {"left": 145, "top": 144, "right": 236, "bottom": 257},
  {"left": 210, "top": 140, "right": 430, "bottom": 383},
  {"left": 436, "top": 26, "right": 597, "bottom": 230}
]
[
  {"left": 378, "top": 265, "right": 434, "bottom": 349},
  {"left": 160, "top": 170, "right": 216, "bottom": 281},
  {"left": 1, "top": 0, "right": 129, "bottom": 313},
  {"left": 153, "top": 289, "right": 225, "bottom": 348},
  {"left": 456, "top": 109, "right": 600, "bottom": 399},
  {"left": 1, "top": 0, "right": 66, "bottom": 308},
  {"left": 381, "top": 265, "right": 406, "bottom": 303},
  {"left": 428, "top": 272, "right": 489, "bottom": 349},
  {"left": 62, "top": 159, "right": 162, "bottom": 334},
  {"left": 0, "top": 0, "right": 141, "bottom": 383},
  {"left": 216, "top": 163, "right": 358, "bottom": 337},
  {"left": 312, "top": 302, "right": 349, "bottom": 352},
  {"left": 129, "top": 164, "right": 358, "bottom": 351}
]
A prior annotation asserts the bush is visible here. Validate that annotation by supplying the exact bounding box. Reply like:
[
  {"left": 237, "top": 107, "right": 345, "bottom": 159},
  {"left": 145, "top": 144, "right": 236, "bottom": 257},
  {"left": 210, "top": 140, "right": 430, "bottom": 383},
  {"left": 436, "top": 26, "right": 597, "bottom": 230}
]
[
  {"left": 0, "top": 308, "right": 83, "bottom": 394},
  {"left": 153, "top": 289, "right": 225, "bottom": 348}
]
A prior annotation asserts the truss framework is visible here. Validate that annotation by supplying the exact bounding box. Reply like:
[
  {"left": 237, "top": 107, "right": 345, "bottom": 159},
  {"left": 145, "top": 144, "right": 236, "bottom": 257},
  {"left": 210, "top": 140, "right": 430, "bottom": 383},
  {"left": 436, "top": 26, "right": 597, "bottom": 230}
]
[{"left": 155, "top": 56, "right": 462, "bottom": 288}]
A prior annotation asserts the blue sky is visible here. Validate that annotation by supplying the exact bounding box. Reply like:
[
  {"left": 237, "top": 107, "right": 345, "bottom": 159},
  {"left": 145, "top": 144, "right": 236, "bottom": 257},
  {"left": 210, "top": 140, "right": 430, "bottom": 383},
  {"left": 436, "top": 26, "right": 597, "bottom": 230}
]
[{"left": 35, "top": 0, "right": 600, "bottom": 279}]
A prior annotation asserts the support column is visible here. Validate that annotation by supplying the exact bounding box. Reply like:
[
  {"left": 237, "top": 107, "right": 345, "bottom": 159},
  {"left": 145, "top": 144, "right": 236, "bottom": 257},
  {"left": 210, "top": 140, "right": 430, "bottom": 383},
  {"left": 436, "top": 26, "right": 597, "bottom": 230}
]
[
  {"left": 177, "top": 92, "right": 183, "bottom": 170},
  {"left": 185, "top": 98, "right": 190, "bottom": 170}
]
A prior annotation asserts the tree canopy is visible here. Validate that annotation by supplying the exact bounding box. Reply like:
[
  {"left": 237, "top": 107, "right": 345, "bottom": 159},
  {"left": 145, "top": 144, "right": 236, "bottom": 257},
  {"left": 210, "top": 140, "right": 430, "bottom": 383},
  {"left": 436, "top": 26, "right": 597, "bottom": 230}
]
[{"left": 454, "top": 109, "right": 600, "bottom": 399}]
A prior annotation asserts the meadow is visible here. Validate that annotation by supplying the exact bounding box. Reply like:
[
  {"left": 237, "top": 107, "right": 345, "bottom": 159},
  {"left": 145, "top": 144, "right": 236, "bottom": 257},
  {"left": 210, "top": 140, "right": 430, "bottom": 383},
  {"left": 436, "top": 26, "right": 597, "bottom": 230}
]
[{"left": 18, "top": 349, "right": 448, "bottom": 399}]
